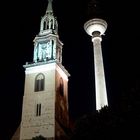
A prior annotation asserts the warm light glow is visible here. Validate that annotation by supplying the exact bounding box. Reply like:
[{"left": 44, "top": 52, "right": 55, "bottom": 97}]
[
  {"left": 25, "top": 63, "right": 56, "bottom": 74},
  {"left": 25, "top": 63, "right": 68, "bottom": 81},
  {"left": 56, "top": 65, "right": 68, "bottom": 81}
]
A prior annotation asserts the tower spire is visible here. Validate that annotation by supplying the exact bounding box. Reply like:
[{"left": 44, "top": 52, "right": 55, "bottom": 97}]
[
  {"left": 46, "top": 0, "right": 53, "bottom": 14},
  {"left": 39, "top": 0, "right": 58, "bottom": 35}
]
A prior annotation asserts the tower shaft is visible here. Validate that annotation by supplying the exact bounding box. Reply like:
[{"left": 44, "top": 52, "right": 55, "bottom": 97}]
[{"left": 92, "top": 35, "right": 108, "bottom": 110}]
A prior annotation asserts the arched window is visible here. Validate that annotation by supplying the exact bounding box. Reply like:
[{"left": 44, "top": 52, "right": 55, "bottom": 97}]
[
  {"left": 36, "top": 103, "right": 41, "bottom": 116},
  {"left": 59, "top": 78, "right": 64, "bottom": 96},
  {"left": 43, "top": 21, "right": 46, "bottom": 30},
  {"left": 47, "top": 20, "right": 49, "bottom": 29},
  {"left": 51, "top": 19, "right": 53, "bottom": 29},
  {"left": 35, "top": 73, "right": 45, "bottom": 92},
  {"left": 51, "top": 40, "right": 54, "bottom": 59}
]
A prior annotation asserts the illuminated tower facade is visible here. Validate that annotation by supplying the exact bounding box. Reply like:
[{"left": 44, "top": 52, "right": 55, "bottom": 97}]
[
  {"left": 84, "top": 3, "right": 108, "bottom": 110},
  {"left": 19, "top": 0, "right": 70, "bottom": 139}
]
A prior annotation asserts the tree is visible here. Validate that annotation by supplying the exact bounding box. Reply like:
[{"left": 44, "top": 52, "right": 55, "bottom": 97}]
[
  {"left": 70, "top": 79, "right": 140, "bottom": 140},
  {"left": 70, "top": 106, "right": 125, "bottom": 140}
]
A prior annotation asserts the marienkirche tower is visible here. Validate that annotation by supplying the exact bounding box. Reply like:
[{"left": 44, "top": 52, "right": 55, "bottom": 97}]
[{"left": 13, "top": 0, "right": 70, "bottom": 139}]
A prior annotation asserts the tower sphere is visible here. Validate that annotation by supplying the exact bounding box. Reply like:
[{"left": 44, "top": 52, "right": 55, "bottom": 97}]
[{"left": 84, "top": 18, "right": 107, "bottom": 36}]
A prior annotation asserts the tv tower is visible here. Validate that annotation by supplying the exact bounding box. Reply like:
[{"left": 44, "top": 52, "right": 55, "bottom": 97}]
[{"left": 84, "top": 0, "right": 108, "bottom": 110}]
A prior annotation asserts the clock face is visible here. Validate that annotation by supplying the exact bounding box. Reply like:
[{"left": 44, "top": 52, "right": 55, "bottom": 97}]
[
  {"left": 39, "top": 43, "right": 47, "bottom": 49},
  {"left": 37, "top": 41, "right": 52, "bottom": 60}
]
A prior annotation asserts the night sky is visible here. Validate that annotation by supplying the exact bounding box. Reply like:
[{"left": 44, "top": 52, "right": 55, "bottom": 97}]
[{"left": 1, "top": 0, "right": 140, "bottom": 139}]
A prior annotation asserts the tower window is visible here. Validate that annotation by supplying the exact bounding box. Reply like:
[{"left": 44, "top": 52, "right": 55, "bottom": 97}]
[
  {"left": 47, "top": 20, "right": 49, "bottom": 29},
  {"left": 43, "top": 21, "right": 46, "bottom": 30},
  {"left": 51, "top": 19, "right": 53, "bottom": 29},
  {"left": 36, "top": 103, "right": 41, "bottom": 116},
  {"left": 35, "top": 73, "right": 45, "bottom": 92},
  {"left": 59, "top": 78, "right": 64, "bottom": 96}
]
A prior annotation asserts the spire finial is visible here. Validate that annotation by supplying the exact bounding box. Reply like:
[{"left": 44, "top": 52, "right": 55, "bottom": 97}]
[{"left": 46, "top": 0, "right": 53, "bottom": 13}]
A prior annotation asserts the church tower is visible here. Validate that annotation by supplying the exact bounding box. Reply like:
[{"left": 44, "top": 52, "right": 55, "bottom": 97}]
[
  {"left": 19, "top": 0, "right": 70, "bottom": 139},
  {"left": 84, "top": 0, "right": 108, "bottom": 110}
]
